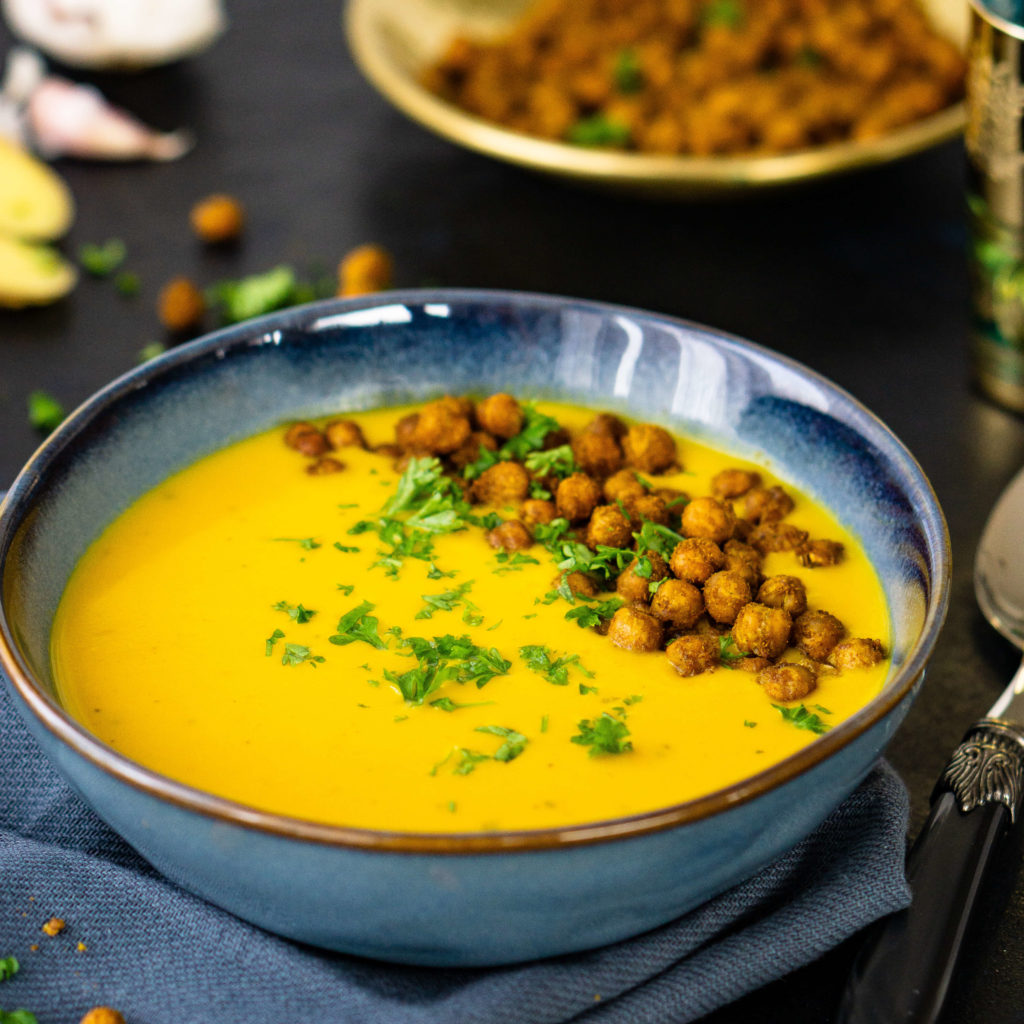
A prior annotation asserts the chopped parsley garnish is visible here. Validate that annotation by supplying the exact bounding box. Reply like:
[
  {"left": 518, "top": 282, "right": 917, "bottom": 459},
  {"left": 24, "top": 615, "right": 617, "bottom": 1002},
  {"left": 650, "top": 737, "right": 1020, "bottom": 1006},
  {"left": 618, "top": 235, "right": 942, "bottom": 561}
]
[
  {"left": 427, "top": 562, "right": 456, "bottom": 579},
  {"left": 462, "top": 405, "right": 560, "bottom": 479},
  {"left": 567, "top": 114, "right": 631, "bottom": 148},
  {"left": 493, "top": 551, "right": 541, "bottom": 574},
  {"left": 524, "top": 444, "right": 577, "bottom": 479},
  {"left": 454, "top": 749, "right": 491, "bottom": 775},
  {"left": 632, "top": 520, "right": 685, "bottom": 561},
  {"left": 336, "top": 583, "right": 355, "bottom": 595},
  {"left": 613, "top": 48, "right": 645, "bottom": 93},
  {"left": 393, "top": 634, "right": 511, "bottom": 702},
  {"left": 79, "top": 237, "right": 126, "bottom": 276},
  {"left": 772, "top": 703, "right": 831, "bottom": 735},
  {"left": 333, "top": 542, "right": 360, "bottom": 553},
  {"left": 519, "top": 644, "right": 593, "bottom": 686},
  {"left": 329, "top": 601, "right": 388, "bottom": 649},
  {"left": 206, "top": 265, "right": 299, "bottom": 324},
  {"left": 571, "top": 712, "right": 633, "bottom": 756},
  {"left": 744, "top": 720, "right": 757, "bottom": 728},
  {"left": 137, "top": 341, "right": 167, "bottom": 363},
  {"left": 265, "top": 628, "right": 285, "bottom": 655},
  {"left": 718, "top": 636, "right": 745, "bottom": 666},
  {"left": 0, "top": 1010, "right": 38, "bottom": 1024},
  {"left": 281, "top": 643, "right": 324, "bottom": 667},
  {"left": 702, "top": 0, "right": 743, "bottom": 28},
  {"left": 273, "top": 600, "right": 316, "bottom": 624},
  {"left": 564, "top": 596, "right": 623, "bottom": 629},
  {"left": 415, "top": 580, "right": 474, "bottom": 620},
  {"left": 27, "top": 390, "right": 65, "bottom": 434},
  {"left": 0, "top": 957, "right": 18, "bottom": 981},
  {"left": 114, "top": 270, "right": 141, "bottom": 297},
  {"left": 273, "top": 537, "right": 321, "bottom": 550},
  {"left": 476, "top": 724, "right": 528, "bottom": 762}
]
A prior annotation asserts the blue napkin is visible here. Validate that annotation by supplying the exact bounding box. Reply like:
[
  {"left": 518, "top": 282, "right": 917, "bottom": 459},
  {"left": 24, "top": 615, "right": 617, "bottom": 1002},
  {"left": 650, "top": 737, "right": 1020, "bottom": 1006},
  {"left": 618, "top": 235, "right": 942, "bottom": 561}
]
[{"left": 0, "top": 675, "right": 910, "bottom": 1024}]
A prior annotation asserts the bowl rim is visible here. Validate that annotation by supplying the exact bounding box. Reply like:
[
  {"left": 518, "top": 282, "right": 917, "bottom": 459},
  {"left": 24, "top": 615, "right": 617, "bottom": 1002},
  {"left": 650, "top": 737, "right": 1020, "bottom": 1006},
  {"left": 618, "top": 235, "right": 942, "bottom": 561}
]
[
  {"left": 343, "top": 0, "right": 966, "bottom": 194},
  {"left": 0, "top": 288, "right": 952, "bottom": 854}
]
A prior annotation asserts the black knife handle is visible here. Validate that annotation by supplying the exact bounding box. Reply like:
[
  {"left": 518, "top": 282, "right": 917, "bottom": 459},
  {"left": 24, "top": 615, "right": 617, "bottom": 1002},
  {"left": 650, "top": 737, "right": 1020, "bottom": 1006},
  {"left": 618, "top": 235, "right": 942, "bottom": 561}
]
[{"left": 836, "top": 719, "right": 1024, "bottom": 1024}]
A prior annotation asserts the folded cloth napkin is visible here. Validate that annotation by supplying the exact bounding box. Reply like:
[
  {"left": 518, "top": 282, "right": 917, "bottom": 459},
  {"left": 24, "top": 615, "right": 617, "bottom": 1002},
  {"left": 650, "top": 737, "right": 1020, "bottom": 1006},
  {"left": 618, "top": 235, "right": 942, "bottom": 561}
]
[{"left": 0, "top": 676, "right": 910, "bottom": 1024}]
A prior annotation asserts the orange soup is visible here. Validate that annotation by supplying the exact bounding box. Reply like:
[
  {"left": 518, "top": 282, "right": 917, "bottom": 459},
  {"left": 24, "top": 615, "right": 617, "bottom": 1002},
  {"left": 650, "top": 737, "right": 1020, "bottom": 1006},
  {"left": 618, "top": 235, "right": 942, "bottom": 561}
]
[{"left": 51, "top": 398, "right": 889, "bottom": 832}]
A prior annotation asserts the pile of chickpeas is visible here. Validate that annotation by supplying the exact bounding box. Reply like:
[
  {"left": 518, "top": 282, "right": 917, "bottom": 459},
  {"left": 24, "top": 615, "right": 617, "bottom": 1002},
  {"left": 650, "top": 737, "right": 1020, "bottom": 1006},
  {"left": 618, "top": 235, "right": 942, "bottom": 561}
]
[
  {"left": 423, "top": 0, "right": 965, "bottom": 156},
  {"left": 285, "top": 393, "right": 886, "bottom": 705}
]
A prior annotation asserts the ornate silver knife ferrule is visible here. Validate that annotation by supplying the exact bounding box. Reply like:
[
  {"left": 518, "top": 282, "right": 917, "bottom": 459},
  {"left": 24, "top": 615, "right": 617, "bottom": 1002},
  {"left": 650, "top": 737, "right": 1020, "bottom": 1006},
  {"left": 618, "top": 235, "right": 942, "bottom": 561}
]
[{"left": 937, "top": 718, "right": 1024, "bottom": 823}]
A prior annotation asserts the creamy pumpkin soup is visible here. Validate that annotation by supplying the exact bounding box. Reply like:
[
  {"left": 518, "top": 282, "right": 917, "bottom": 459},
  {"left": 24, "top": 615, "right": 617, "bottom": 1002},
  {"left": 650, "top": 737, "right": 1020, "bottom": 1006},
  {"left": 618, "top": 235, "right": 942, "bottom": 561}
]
[{"left": 51, "top": 397, "right": 889, "bottom": 832}]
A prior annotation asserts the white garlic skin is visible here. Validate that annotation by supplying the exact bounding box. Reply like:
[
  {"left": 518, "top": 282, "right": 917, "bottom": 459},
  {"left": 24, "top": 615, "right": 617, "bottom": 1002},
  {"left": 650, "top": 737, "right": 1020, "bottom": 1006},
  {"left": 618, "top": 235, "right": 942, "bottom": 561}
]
[{"left": 2, "top": 0, "right": 227, "bottom": 70}]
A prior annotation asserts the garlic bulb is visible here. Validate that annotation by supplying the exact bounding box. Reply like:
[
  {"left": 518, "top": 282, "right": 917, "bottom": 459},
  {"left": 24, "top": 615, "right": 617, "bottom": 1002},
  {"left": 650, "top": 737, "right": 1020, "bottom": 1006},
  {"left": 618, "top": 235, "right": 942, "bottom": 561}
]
[{"left": 1, "top": 0, "right": 227, "bottom": 70}]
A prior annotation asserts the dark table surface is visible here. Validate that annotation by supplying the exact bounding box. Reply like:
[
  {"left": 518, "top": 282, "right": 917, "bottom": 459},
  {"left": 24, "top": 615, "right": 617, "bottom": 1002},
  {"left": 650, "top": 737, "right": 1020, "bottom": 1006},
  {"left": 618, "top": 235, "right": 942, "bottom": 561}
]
[{"left": 2, "top": 1, "right": 1024, "bottom": 1021}]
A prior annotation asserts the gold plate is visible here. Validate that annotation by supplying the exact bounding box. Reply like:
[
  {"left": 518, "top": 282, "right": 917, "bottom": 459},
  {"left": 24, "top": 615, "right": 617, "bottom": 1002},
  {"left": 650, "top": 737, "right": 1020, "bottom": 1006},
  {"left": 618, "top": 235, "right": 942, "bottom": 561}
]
[{"left": 344, "top": 0, "right": 968, "bottom": 197}]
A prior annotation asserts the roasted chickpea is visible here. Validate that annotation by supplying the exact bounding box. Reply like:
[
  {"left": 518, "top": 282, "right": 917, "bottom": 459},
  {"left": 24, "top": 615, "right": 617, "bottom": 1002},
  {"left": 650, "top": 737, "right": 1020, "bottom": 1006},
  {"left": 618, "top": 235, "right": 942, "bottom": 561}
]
[
  {"left": 625, "top": 493, "right": 670, "bottom": 527},
  {"left": 616, "top": 552, "right": 669, "bottom": 603},
  {"left": 572, "top": 431, "right": 623, "bottom": 478},
  {"left": 475, "top": 393, "right": 524, "bottom": 439},
  {"left": 666, "top": 634, "right": 720, "bottom": 676},
  {"left": 759, "top": 662, "right": 817, "bottom": 702},
  {"left": 394, "top": 412, "right": 421, "bottom": 451},
  {"left": 520, "top": 498, "right": 557, "bottom": 527},
  {"left": 555, "top": 472, "right": 603, "bottom": 522},
  {"left": 748, "top": 520, "right": 809, "bottom": 554},
  {"left": 732, "top": 602, "right": 793, "bottom": 659},
  {"left": 472, "top": 461, "right": 531, "bottom": 505},
  {"left": 157, "top": 275, "right": 205, "bottom": 333},
  {"left": 756, "top": 574, "right": 808, "bottom": 617},
  {"left": 797, "top": 538, "right": 845, "bottom": 568},
  {"left": 649, "top": 578, "right": 704, "bottom": 630},
  {"left": 607, "top": 605, "right": 664, "bottom": 652},
  {"left": 722, "top": 538, "right": 763, "bottom": 589},
  {"left": 712, "top": 468, "right": 761, "bottom": 500},
  {"left": 486, "top": 519, "right": 534, "bottom": 551},
  {"left": 324, "top": 419, "right": 366, "bottom": 450},
  {"left": 622, "top": 423, "right": 677, "bottom": 473},
  {"left": 411, "top": 400, "right": 472, "bottom": 454},
  {"left": 603, "top": 468, "right": 648, "bottom": 504},
  {"left": 669, "top": 536, "right": 725, "bottom": 585},
  {"left": 703, "top": 570, "right": 753, "bottom": 625},
  {"left": 680, "top": 495, "right": 735, "bottom": 544},
  {"left": 284, "top": 421, "right": 329, "bottom": 457},
  {"left": 79, "top": 1009, "right": 127, "bottom": 1024},
  {"left": 792, "top": 609, "right": 846, "bottom": 661},
  {"left": 556, "top": 570, "right": 600, "bottom": 598},
  {"left": 829, "top": 637, "right": 886, "bottom": 670},
  {"left": 583, "top": 412, "right": 627, "bottom": 440},
  {"left": 306, "top": 456, "right": 345, "bottom": 475},
  {"left": 190, "top": 193, "right": 245, "bottom": 243},
  {"left": 338, "top": 243, "right": 393, "bottom": 296},
  {"left": 585, "top": 504, "right": 633, "bottom": 549},
  {"left": 449, "top": 430, "right": 499, "bottom": 470},
  {"left": 744, "top": 485, "right": 795, "bottom": 523}
]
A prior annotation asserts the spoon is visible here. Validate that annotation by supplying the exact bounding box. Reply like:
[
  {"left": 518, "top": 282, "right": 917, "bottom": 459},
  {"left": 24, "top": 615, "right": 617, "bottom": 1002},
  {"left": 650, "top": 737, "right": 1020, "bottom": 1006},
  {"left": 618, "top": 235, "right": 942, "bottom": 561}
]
[{"left": 837, "top": 464, "right": 1024, "bottom": 1022}]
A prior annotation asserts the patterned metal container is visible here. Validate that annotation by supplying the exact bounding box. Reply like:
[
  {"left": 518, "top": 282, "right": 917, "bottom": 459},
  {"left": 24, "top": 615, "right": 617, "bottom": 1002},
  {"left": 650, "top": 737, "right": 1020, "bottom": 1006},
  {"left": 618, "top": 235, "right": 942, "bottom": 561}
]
[{"left": 967, "top": 0, "right": 1024, "bottom": 412}]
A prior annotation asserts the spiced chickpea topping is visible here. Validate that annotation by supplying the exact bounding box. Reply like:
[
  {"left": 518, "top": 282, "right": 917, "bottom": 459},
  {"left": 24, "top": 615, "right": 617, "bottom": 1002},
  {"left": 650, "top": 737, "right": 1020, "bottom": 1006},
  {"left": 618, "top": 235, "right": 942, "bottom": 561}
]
[
  {"left": 284, "top": 421, "right": 329, "bottom": 457},
  {"left": 572, "top": 431, "right": 623, "bottom": 478},
  {"left": 190, "top": 193, "right": 245, "bottom": 243},
  {"left": 829, "top": 637, "right": 886, "bottom": 670},
  {"left": 670, "top": 537, "right": 725, "bottom": 585},
  {"left": 759, "top": 663, "right": 817, "bottom": 702},
  {"left": 607, "top": 605, "right": 664, "bottom": 652},
  {"left": 667, "top": 634, "right": 720, "bottom": 677},
  {"left": 472, "top": 461, "right": 531, "bottom": 505},
  {"left": 622, "top": 423, "right": 677, "bottom": 474},
  {"left": 486, "top": 519, "right": 534, "bottom": 551},
  {"left": 797, "top": 538, "right": 845, "bottom": 568},
  {"left": 555, "top": 472, "right": 603, "bottom": 522},
  {"left": 476, "top": 393, "right": 524, "bottom": 439},
  {"left": 793, "top": 609, "right": 846, "bottom": 662},
  {"left": 79, "top": 1009, "right": 126, "bottom": 1024},
  {"left": 681, "top": 495, "right": 735, "bottom": 544}
]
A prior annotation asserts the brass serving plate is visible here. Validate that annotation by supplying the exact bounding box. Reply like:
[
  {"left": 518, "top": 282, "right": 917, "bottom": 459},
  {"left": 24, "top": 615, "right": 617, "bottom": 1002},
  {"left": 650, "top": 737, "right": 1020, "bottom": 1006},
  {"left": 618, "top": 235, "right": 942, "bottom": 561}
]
[{"left": 344, "top": 0, "right": 968, "bottom": 197}]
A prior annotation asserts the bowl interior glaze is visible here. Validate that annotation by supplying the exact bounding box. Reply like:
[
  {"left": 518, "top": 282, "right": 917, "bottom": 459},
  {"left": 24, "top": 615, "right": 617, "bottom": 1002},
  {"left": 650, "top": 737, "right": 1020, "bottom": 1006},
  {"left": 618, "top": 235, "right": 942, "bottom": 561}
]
[{"left": 1, "top": 290, "right": 949, "bottom": 847}]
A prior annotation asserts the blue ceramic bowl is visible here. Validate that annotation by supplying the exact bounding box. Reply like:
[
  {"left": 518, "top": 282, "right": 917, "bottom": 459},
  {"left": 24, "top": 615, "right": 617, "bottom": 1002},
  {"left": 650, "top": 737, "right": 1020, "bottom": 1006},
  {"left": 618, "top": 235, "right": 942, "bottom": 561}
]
[{"left": 0, "top": 290, "right": 950, "bottom": 966}]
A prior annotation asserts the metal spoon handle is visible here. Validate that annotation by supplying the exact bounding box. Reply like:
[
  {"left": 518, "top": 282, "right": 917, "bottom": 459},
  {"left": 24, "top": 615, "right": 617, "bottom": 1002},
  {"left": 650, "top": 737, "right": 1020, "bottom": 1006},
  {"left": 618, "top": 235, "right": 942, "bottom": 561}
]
[{"left": 837, "top": 720, "right": 1024, "bottom": 1024}]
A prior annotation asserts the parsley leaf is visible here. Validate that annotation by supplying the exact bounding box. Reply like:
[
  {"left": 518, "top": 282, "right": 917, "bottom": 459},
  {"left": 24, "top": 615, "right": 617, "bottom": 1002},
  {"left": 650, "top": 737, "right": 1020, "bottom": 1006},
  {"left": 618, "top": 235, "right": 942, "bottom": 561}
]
[
  {"left": 571, "top": 712, "right": 633, "bottom": 756},
  {"left": 79, "top": 238, "right": 126, "bottom": 276},
  {"left": 524, "top": 444, "right": 577, "bottom": 479},
  {"left": 265, "top": 628, "right": 285, "bottom": 656},
  {"left": 613, "top": 48, "right": 645, "bottom": 93},
  {"left": 27, "top": 390, "right": 65, "bottom": 434},
  {"left": 0, "top": 1010, "right": 39, "bottom": 1024},
  {"left": 273, "top": 537, "right": 321, "bottom": 550},
  {"left": 0, "top": 957, "right": 18, "bottom": 982},
  {"left": 567, "top": 114, "right": 631, "bottom": 148},
  {"left": 273, "top": 600, "right": 316, "bottom": 624},
  {"left": 718, "top": 635, "right": 744, "bottom": 665},
  {"left": 329, "top": 601, "right": 388, "bottom": 649},
  {"left": 475, "top": 724, "right": 528, "bottom": 762},
  {"left": 772, "top": 703, "right": 831, "bottom": 735},
  {"left": 519, "top": 644, "right": 593, "bottom": 686},
  {"left": 207, "top": 265, "right": 298, "bottom": 324},
  {"left": 281, "top": 643, "right": 324, "bottom": 667},
  {"left": 564, "top": 596, "right": 623, "bottom": 628},
  {"left": 415, "top": 580, "right": 474, "bottom": 620}
]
